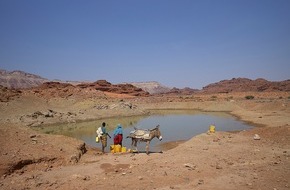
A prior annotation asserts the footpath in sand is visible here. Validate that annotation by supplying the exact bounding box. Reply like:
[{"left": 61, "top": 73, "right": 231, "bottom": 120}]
[{"left": 0, "top": 92, "right": 289, "bottom": 190}]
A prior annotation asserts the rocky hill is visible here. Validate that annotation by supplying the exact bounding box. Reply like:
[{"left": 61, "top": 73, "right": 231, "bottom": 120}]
[
  {"left": 202, "top": 78, "right": 290, "bottom": 93},
  {"left": 0, "top": 69, "right": 49, "bottom": 89},
  {"left": 27, "top": 80, "right": 150, "bottom": 100},
  {"left": 0, "top": 85, "right": 22, "bottom": 102},
  {"left": 29, "top": 82, "right": 106, "bottom": 99},
  {"left": 129, "top": 81, "right": 171, "bottom": 94},
  {"left": 78, "top": 80, "right": 150, "bottom": 96}
]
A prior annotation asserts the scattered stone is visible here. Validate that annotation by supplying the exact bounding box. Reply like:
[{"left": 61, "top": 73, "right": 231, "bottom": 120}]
[
  {"left": 72, "top": 174, "right": 90, "bottom": 181},
  {"left": 216, "top": 163, "right": 223, "bottom": 169},
  {"left": 30, "top": 134, "right": 37, "bottom": 138},
  {"left": 138, "top": 176, "right": 143, "bottom": 180},
  {"left": 184, "top": 163, "right": 196, "bottom": 170},
  {"left": 35, "top": 182, "right": 43, "bottom": 187},
  {"left": 198, "top": 179, "right": 204, "bottom": 185},
  {"left": 253, "top": 134, "right": 261, "bottom": 140},
  {"left": 44, "top": 111, "right": 54, "bottom": 117},
  {"left": 94, "top": 104, "right": 109, "bottom": 110}
]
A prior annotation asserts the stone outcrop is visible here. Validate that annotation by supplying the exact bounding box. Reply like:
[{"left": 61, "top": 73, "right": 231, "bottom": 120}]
[
  {"left": 30, "top": 82, "right": 106, "bottom": 99},
  {"left": 77, "top": 80, "right": 150, "bottom": 96},
  {"left": 0, "top": 85, "right": 22, "bottom": 102}
]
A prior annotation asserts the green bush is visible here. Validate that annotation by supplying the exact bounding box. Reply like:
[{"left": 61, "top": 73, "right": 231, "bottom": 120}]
[{"left": 245, "top": 95, "right": 255, "bottom": 100}]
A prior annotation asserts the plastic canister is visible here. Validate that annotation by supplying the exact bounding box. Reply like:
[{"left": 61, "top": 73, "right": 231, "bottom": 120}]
[
  {"left": 209, "top": 125, "right": 215, "bottom": 133},
  {"left": 110, "top": 145, "right": 115, "bottom": 153},
  {"left": 121, "top": 147, "right": 126, "bottom": 153},
  {"left": 114, "top": 145, "right": 122, "bottom": 153}
]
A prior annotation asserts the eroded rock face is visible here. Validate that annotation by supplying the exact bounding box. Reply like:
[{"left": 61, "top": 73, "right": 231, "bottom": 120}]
[
  {"left": 0, "top": 123, "right": 87, "bottom": 176},
  {"left": 29, "top": 82, "right": 106, "bottom": 99},
  {"left": 77, "top": 80, "right": 150, "bottom": 97},
  {"left": 0, "top": 85, "right": 22, "bottom": 102}
]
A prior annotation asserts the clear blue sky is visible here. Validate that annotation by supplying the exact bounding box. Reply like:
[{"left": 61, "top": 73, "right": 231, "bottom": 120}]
[{"left": 0, "top": 0, "right": 290, "bottom": 89}]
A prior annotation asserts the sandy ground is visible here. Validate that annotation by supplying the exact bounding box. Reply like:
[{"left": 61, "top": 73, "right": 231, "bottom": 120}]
[{"left": 0, "top": 92, "right": 289, "bottom": 190}]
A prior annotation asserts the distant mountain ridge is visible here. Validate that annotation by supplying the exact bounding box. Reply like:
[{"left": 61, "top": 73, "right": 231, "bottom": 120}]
[
  {"left": 166, "top": 87, "right": 199, "bottom": 95},
  {"left": 0, "top": 70, "right": 150, "bottom": 96},
  {"left": 0, "top": 69, "right": 49, "bottom": 89},
  {"left": 202, "top": 78, "right": 290, "bottom": 93},
  {"left": 1, "top": 69, "right": 289, "bottom": 93}
]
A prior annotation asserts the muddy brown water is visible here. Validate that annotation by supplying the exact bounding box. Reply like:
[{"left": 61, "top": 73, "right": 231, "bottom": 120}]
[{"left": 32, "top": 110, "right": 253, "bottom": 152}]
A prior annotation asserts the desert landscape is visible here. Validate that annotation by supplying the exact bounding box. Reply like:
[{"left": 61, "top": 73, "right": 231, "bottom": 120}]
[{"left": 0, "top": 70, "right": 289, "bottom": 190}]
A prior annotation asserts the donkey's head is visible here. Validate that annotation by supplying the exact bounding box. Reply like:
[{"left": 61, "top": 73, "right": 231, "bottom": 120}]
[{"left": 151, "top": 125, "right": 162, "bottom": 141}]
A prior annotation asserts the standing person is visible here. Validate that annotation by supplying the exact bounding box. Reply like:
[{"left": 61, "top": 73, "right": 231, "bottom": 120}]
[
  {"left": 113, "top": 124, "right": 123, "bottom": 146},
  {"left": 96, "top": 122, "right": 111, "bottom": 153}
]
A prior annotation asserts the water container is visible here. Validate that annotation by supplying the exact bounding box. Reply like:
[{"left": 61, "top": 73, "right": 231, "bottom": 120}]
[
  {"left": 121, "top": 147, "right": 127, "bottom": 153},
  {"left": 209, "top": 125, "right": 216, "bottom": 133},
  {"left": 114, "top": 145, "right": 122, "bottom": 153},
  {"left": 110, "top": 145, "right": 115, "bottom": 153}
]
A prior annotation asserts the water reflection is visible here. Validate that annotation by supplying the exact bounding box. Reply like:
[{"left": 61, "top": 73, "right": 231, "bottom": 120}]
[{"left": 33, "top": 110, "right": 253, "bottom": 152}]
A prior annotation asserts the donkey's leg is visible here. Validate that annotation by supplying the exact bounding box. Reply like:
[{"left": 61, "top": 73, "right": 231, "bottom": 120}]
[
  {"left": 134, "top": 139, "right": 139, "bottom": 153},
  {"left": 131, "top": 139, "right": 135, "bottom": 152},
  {"left": 146, "top": 141, "right": 149, "bottom": 155},
  {"left": 131, "top": 138, "right": 138, "bottom": 153},
  {"left": 131, "top": 139, "right": 134, "bottom": 151}
]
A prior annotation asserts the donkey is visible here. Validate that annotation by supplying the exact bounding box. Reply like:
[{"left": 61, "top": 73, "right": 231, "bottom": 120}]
[{"left": 127, "top": 125, "right": 162, "bottom": 154}]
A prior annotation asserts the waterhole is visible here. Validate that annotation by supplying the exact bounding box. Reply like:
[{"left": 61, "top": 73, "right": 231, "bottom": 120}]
[{"left": 33, "top": 110, "right": 253, "bottom": 152}]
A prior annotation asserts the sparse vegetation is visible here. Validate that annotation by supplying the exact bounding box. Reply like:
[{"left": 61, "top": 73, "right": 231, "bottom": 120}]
[{"left": 245, "top": 95, "right": 255, "bottom": 100}]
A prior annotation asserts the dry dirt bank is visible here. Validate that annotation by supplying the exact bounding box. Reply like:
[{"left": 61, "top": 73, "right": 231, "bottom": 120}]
[{"left": 0, "top": 92, "right": 289, "bottom": 190}]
